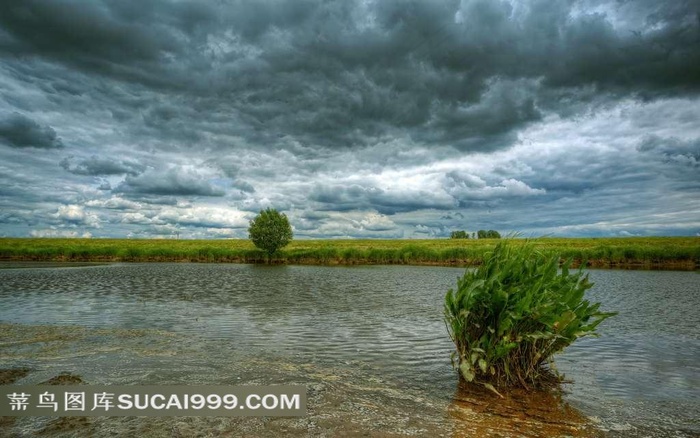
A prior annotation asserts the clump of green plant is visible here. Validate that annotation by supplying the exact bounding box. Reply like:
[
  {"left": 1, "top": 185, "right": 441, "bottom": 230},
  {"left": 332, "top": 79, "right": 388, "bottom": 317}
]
[{"left": 444, "top": 240, "right": 616, "bottom": 392}]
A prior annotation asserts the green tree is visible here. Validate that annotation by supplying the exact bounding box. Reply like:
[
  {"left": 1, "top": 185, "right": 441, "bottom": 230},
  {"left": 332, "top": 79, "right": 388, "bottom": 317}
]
[
  {"left": 248, "top": 208, "right": 293, "bottom": 257},
  {"left": 450, "top": 230, "right": 469, "bottom": 239},
  {"left": 477, "top": 229, "right": 501, "bottom": 239}
]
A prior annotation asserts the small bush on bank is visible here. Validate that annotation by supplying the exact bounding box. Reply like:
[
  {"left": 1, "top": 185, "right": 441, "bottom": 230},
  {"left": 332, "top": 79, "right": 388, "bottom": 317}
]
[{"left": 444, "top": 240, "right": 616, "bottom": 390}]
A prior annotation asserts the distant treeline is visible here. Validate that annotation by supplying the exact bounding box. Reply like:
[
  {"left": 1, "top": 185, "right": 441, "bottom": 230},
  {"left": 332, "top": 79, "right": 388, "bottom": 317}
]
[
  {"left": 0, "top": 237, "right": 697, "bottom": 270},
  {"left": 450, "top": 230, "right": 501, "bottom": 239}
]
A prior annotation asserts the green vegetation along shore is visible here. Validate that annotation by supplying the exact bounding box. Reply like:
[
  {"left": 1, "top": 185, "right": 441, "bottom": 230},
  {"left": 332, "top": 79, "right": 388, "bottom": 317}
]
[{"left": 0, "top": 237, "right": 698, "bottom": 270}]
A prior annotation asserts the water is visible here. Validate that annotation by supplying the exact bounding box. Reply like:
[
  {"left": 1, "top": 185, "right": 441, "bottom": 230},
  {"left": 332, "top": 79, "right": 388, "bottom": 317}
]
[{"left": 0, "top": 263, "right": 697, "bottom": 436}]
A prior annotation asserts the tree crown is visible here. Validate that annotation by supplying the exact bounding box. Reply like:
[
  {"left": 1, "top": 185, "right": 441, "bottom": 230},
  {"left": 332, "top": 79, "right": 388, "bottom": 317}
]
[{"left": 248, "top": 208, "right": 293, "bottom": 256}]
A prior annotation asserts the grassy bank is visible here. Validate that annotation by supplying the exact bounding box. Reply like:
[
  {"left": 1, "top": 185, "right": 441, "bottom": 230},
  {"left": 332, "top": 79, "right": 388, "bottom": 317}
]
[{"left": 0, "top": 237, "right": 698, "bottom": 270}]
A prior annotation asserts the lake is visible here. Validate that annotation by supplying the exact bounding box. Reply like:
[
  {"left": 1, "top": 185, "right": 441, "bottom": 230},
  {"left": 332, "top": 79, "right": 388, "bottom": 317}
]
[{"left": 0, "top": 263, "right": 698, "bottom": 436}]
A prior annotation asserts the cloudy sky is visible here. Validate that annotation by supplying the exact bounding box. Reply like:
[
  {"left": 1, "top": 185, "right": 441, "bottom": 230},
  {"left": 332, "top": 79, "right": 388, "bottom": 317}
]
[{"left": 0, "top": 0, "right": 698, "bottom": 239}]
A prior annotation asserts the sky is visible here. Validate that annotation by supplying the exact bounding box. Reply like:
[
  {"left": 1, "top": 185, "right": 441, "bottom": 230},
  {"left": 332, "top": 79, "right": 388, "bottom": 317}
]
[{"left": 0, "top": 0, "right": 698, "bottom": 239}]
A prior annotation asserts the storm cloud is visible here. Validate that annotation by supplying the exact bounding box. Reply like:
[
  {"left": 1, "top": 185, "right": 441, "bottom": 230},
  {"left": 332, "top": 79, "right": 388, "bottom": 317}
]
[
  {"left": 0, "top": 113, "right": 63, "bottom": 149},
  {"left": 0, "top": 0, "right": 698, "bottom": 238},
  {"left": 115, "top": 167, "right": 226, "bottom": 197},
  {"left": 60, "top": 156, "right": 145, "bottom": 176}
]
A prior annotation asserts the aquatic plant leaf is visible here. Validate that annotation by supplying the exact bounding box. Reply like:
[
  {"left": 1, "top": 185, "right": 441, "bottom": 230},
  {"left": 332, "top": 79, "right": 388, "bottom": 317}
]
[
  {"left": 470, "top": 352, "right": 480, "bottom": 365},
  {"left": 460, "top": 362, "right": 475, "bottom": 382},
  {"left": 482, "top": 383, "right": 503, "bottom": 398}
]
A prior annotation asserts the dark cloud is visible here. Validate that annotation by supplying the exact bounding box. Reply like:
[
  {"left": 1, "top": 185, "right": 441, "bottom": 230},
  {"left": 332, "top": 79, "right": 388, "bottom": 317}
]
[
  {"left": 0, "top": 113, "right": 63, "bottom": 149},
  {"left": 0, "top": 0, "right": 698, "bottom": 238},
  {"left": 310, "top": 184, "right": 456, "bottom": 214},
  {"left": 2, "top": 1, "right": 697, "bottom": 153},
  {"left": 115, "top": 167, "right": 225, "bottom": 197},
  {"left": 440, "top": 212, "right": 465, "bottom": 220},
  {"left": 0, "top": 1, "right": 167, "bottom": 59},
  {"left": 637, "top": 135, "right": 700, "bottom": 167},
  {"left": 231, "top": 180, "right": 256, "bottom": 193},
  {"left": 544, "top": 1, "right": 700, "bottom": 95},
  {"left": 208, "top": 161, "right": 257, "bottom": 193},
  {"left": 0, "top": 0, "right": 195, "bottom": 88},
  {"left": 60, "top": 156, "right": 145, "bottom": 176},
  {"left": 201, "top": 0, "right": 698, "bottom": 150},
  {"left": 117, "top": 195, "right": 180, "bottom": 206},
  {"left": 0, "top": 210, "right": 38, "bottom": 226}
]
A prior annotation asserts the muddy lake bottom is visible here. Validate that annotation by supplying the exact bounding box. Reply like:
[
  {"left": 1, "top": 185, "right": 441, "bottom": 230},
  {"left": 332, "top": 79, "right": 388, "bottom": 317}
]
[{"left": 0, "top": 263, "right": 698, "bottom": 437}]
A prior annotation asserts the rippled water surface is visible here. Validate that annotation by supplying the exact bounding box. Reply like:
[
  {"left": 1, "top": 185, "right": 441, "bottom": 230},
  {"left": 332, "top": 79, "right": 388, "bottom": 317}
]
[{"left": 0, "top": 263, "right": 698, "bottom": 436}]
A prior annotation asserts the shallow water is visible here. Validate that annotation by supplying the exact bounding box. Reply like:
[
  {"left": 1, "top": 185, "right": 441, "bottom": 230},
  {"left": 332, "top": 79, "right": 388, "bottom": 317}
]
[{"left": 0, "top": 263, "right": 697, "bottom": 436}]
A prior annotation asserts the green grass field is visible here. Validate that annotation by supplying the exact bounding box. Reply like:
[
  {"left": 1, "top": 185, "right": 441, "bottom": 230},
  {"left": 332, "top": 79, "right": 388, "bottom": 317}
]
[{"left": 0, "top": 237, "right": 697, "bottom": 269}]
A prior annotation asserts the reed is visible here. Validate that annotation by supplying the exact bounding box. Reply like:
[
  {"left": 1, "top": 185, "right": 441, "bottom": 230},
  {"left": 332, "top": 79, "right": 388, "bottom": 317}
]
[
  {"left": 444, "top": 240, "right": 617, "bottom": 391},
  {"left": 0, "top": 237, "right": 697, "bottom": 269}
]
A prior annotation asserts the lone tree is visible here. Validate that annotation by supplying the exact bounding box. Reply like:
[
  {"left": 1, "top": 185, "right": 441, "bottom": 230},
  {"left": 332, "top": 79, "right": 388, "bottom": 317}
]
[{"left": 248, "top": 208, "right": 293, "bottom": 257}]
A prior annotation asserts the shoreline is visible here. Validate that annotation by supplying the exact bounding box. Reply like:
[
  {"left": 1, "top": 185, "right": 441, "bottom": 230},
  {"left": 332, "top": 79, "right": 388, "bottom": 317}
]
[
  {"left": 0, "top": 322, "right": 600, "bottom": 437},
  {"left": 0, "top": 256, "right": 696, "bottom": 271},
  {"left": 1, "top": 237, "right": 698, "bottom": 271}
]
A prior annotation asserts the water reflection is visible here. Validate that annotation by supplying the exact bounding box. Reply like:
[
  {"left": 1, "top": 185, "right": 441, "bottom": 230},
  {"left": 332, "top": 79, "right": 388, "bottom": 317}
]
[{"left": 449, "top": 381, "right": 600, "bottom": 437}]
